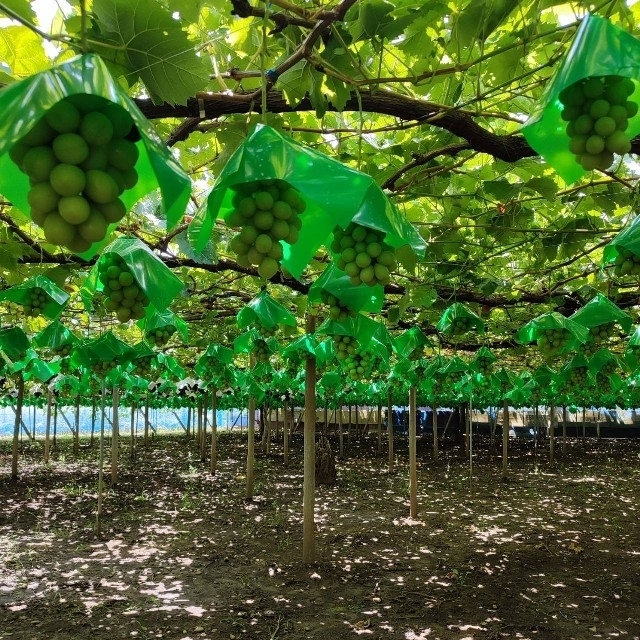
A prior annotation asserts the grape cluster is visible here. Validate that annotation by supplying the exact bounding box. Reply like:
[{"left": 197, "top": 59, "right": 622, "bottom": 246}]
[
  {"left": 252, "top": 338, "right": 271, "bottom": 363},
  {"left": 448, "top": 316, "right": 474, "bottom": 335},
  {"left": 583, "top": 322, "right": 616, "bottom": 355},
  {"left": 537, "top": 328, "right": 571, "bottom": 357},
  {"left": 334, "top": 334, "right": 358, "bottom": 362},
  {"left": 613, "top": 247, "right": 640, "bottom": 276},
  {"left": 320, "top": 289, "right": 354, "bottom": 322},
  {"left": 559, "top": 75, "right": 636, "bottom": 171},
  {"left": 91, "top": 359, "right": 118, "bottom": 377},
  {"left": 226, "top": 179, "right": 306, "bottom": 279},
  {"left": 332, "top": 222, "right": 396, "bottom": 287},
  {"left": 97, "top": 254, "right": 149, "bottom": 323},
  {"left": 473, "top": 357, "right": 494, "bottom": 375},
  {"left": 406, "top": 346, "right": 424, "bottom": 361},
  {"left": 51, "top": 343, "right": 73, "bottom": 357},
  {"left": 342, "top": 349, "right": 381, "bottom": 381},
  {"left": 257, "top": 324, "right": 277, "bottom": 339},
  {"left": 21, "top": 287, "right": 50, "bottom": 317},
  {"left": 567, "top": 366, "right": 589, "bottom": 389},
  {"left": 9, "top": 95, "right": 139, "bottom": 253},
  {"left": 132, "top": 356, "right": 154, "bottom": 379},
  {"left": 146, "top": 325, "right": 176, "bottom": 347}
]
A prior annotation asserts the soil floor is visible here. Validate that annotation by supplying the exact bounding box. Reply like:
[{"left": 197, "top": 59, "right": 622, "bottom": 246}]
[{"left": 1, "top": 430, "right": 640, "bottom": 640}]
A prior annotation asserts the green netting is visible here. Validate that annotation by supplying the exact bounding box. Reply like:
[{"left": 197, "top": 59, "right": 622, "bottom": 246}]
[
  {"left": 0, "top": 275, "right": 69, "bottom": 320},
  {"left": 81, "top": 237, "right": 184, "bottom": 314},
  {"left": 0, "top": 54, "right": 191, "bottom": 257},
  {"left": 237, "top": 289, "right": 297, "bottom": 330},
  {"left": 308, "top": 263, "right": 383, "bottom": 314},
  {"left": 569, "top": 293, "right": 632, "bottom": 332},
  {"left": 190, "top": 123, "right": 426, "bottom": 279},
  {"left": 522, "top": 14, "right": 640, "bottom": 184},
  {"left": 436, "top": 302, "right": 485, "bottom": 335}
]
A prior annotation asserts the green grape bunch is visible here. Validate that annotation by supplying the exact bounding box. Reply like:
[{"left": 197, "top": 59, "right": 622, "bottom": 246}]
[
  {"left": 257, "top": 323, "right": 277, "bottom": 339},
  {"left": 612, "top": 247, "right": 640, "bottom": 276},
  {"left": 91, "top": 359, "right": 117, "bottom": 377},
  {"left": 567, "top": 366, "right": 589, "bottom": 390},
  {"left": 97, "top": 253, "right": 149, "bottom": 323},
  {"left": 474, "top": 357, "right": 493, "bottom": 375},
  {"left": 132, "top": 356, "right": 154, "bottom": 379},
  {"left": 226, "top": 179, "right": 306, "bottom": 279},
  {"left": 146, "top": 325, "right": 176, "bottom": 347},
  {"left": 537, "top": 328, "right": 571, "bottom": 358},
  {"left": 333, "top": 334, "right": 358, "bottom": 362},
  {"left": 252, "top": 338, "right": 271, "bottom": 363},
  {"left": 342, "top": 347, "right": 382, "bottom": 381},
  {"left": 51, "top": 343, "right": 73, "bottom": 357},
  {"left": 332, "top": 222, "right": 396, "bottom": 287},
  {"left": 559, "top": 75, "right": 637, "bottom": 172},
  {"left": 449, "top": 316, "right": 473, "bottom": 336},
  {"left": 22, "top": 286, "right": 50, "bottom": 317},
  {"left": 9, "top": 94, "right": 140, "bottom": 253},
  {"left": 320, "top": 289, "right": 354, "bottom": 322}
]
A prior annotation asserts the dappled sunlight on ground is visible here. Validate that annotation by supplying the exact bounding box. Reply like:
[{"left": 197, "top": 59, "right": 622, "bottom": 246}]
[{"left": 1, "top": 434, "right": 640, "bottom": 639}]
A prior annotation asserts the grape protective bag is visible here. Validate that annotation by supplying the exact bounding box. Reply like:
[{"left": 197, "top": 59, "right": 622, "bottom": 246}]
[
  {"left": 0, "top": 326, "right": 31, "bottom": 362},
  {"left": 394, "top": 327, "right": 431, "bottom": 361},
  {"left": 308, "top": 264, "right": 383, "bottom": 314},
  {"left": 237, "top": 289, "right": 297, "bottom": 330},
  {"left": 190, "top": 123, "right": 426, "bottom": 279},
  {"left": 436, "top": 302, "right": 485, "bottom": 335},
  {"left": 569, "top": 293, "right": 632, "bottom": 331},
  {"left": 71, "top": 331, "right": 135, "bottom": 377},
  {"left": 33, "top": 319, "right": 80, "bottom": 351},
  {"left": 194, "top": 344, "right": 234, "bottom": 381},
  {"left": 0, "top": 54, "right": 191, "bottom": 257},
  {"left": 0, "top": 275, "right": 69, "bottom": 320},
  {"left": 602, "top": 214, "right": 640, "bottom": 265},
  {"left": 522, "top": 15, "right": 640, "bottom": 184},
  {"left": 138, "top": 307, "right": 189, "bottom": 344},
  {"left": 81, "top": 237, "right": 184, "bottom": 314},
  {"left": 516, "top": 312, "right": 589, "bottom": 351}
]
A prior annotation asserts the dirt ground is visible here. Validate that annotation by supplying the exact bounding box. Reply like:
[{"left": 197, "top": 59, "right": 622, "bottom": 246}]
[{"left": 1, "top": 429, "right": 640, "bottom": 640}]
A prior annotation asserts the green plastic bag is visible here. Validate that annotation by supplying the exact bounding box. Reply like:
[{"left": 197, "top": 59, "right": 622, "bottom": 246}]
[
  {"left": 471, "top": 346, "right": 496, "bottom": 374},
  {"left": 33, "top": 320, "right": 80, "bottom": 356},
  {"left": 190, "top": 123, "right": 426, "bottom": 279},
  {"left": 602, "top": 214, "right": 640, "bottom": 275},
  {"left": 436, "top": 302, "right": 485, "bottom": 336},
  {"left": 237, "top": 289, "right": 297, "bottom": 331},
  {"left": 308, "top": 264, "right": 383, "bottom": 315},
  {"left": 72, "top": 331, "right": 135, "bottom": 378},
  {"left": 138, "top": 308, "right": 189, "bottom": 347},
  {"left": 317, "top": 314, "right": 393, "bottom": 353},
  {"left": 522, "top": 15, "right": 640, "bottom": 184},
  {"left": 0, "top": 275, "right": 69, "bottom": 320},
  {"left": 0, "top": 326, "right": 31, "bottom": 362},
  {"left": 570, "top": 294, "right": 632, "bottom": 331},
  {"left": 194, "top": 344, "right": 234, "bottom": 381},
  {"left": 516, "top": 312, "right": 589, "bottom": 357},
  {"left": 0, "top": 54, "right": 191, "bottom": 257},
  {"left": 394, "top": 327, "right": 431, "bottom": 361},
  {"left": 81, "top": 237, "right": 184, "bottom": 315}
]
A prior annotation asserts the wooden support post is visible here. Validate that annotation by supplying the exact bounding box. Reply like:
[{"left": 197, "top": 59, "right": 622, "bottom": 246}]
[
  {"left": 432, "top": 404, "right": 438, "bottom": 461},
  {"left": 339, "top": 405, "right": 344, "bottom": 457},
  {"left": 44, "top": 389, "right": 53, "bottom": 464},
  {"left": 377, "top": 403, "right": 382, "bottom": 454},
  {"left": 549, "top": 403, "right": 555, "bottom": 464},
  {"left": 96, "top": 380, "right": 107, "bottom": 535},
  {"left": 502, "top": 400, "right": 509, "bottom": 478},
  {"left": 10, "top": 376, "right": 25, "bottom": 482},
  {"left": 73, "top": 394, "right": 80, "bottom": 457},
  {"left": 210, "top": 391, "right": 218, "bottom": 475},
  {"left": 302, "top": 314, "right": 317, "bottom": 564},
  {"left": 562, "top": 405, "right": 568, "bottom": 455},
  {"left": 246, "top": 395, "right": 256, "bottom": 500},
  {"left": 387, "top": 391, "right": 394, "bottom": 473},
  {"left": 144, "top": 393, "right": 150, "bottom": 448},
  {"left": 130, "top": 403, "right": 136, "bottom": 460},
  {"left": 408, "top": 386, "right": 418, "bottom": 518},
  {"left": 283, "top": 398, "right": 289, "bottom": 466},
  {"left": 111, "top": 385, "right": 119, "bottom": 486}
]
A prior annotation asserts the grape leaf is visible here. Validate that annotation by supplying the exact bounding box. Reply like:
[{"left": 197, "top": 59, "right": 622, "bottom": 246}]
[
  {"left": 0, "top": 26, "right": 50, "bottom": 79},
  {"left": 92, "top": 0, "right": 210, "bottom": 105},
  {"left": 0, "top": 0, "right": 35, "bottom": 23},
  {"left": 279, "top": 60, "right": 312, "bottom": 107}
]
